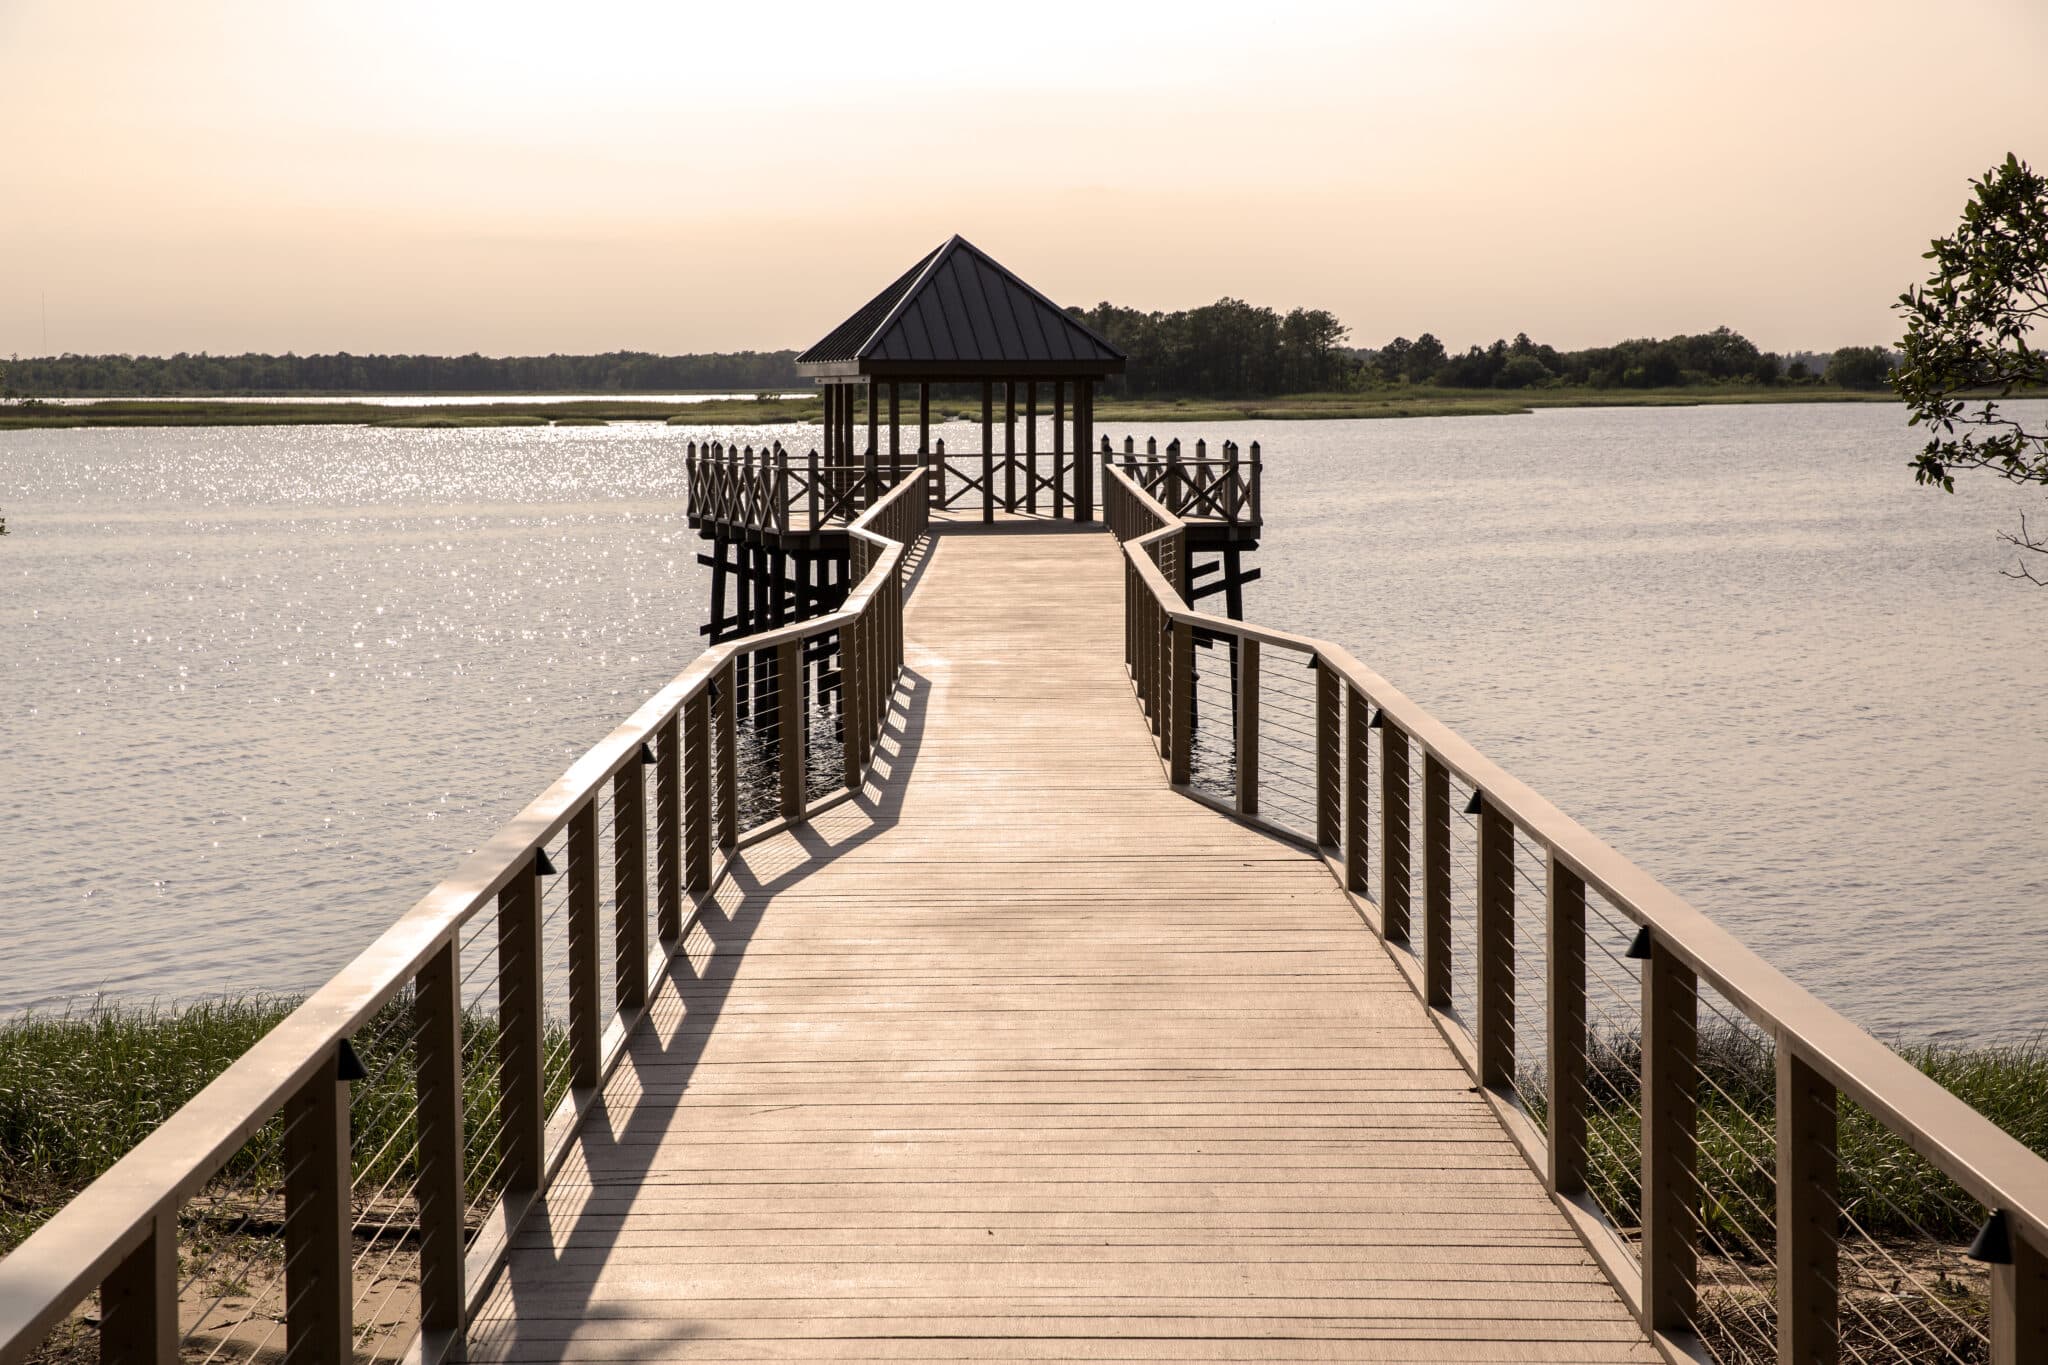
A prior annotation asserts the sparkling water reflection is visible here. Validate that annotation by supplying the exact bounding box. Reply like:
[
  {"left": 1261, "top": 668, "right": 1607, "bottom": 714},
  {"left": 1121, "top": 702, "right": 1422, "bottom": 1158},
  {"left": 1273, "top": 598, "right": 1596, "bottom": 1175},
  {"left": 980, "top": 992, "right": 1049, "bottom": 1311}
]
[{"left": 2, "top": 407, "right": 2042, "bottom": 1039}]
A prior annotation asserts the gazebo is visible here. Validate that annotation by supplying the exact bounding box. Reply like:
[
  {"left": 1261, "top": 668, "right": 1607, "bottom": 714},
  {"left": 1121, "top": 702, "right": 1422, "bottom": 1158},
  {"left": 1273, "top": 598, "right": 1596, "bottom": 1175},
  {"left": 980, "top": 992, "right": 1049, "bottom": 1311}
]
[{"left": 795, "top": 235, "right": 1127, "bottom": 523}]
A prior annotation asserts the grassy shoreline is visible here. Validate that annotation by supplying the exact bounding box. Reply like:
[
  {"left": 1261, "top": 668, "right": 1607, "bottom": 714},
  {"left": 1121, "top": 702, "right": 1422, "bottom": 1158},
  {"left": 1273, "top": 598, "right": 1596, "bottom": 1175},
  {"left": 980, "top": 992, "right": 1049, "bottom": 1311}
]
[
  {"left": 5, "top": 998, "right": 2042, "bottom": 1256},
  {"left": 0, "top": 386, "right": 1914, "bottom": 431},
  {"left": 3, "top": 999, "right": 2040, "bottom": 1360}
]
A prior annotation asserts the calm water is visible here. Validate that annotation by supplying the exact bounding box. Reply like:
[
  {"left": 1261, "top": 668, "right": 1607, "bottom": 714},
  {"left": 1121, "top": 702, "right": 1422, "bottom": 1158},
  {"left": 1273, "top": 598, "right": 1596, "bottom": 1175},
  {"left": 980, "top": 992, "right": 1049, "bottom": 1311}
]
[{"left": 3, "top": 405, "right": 2042, "bottom": 1040}]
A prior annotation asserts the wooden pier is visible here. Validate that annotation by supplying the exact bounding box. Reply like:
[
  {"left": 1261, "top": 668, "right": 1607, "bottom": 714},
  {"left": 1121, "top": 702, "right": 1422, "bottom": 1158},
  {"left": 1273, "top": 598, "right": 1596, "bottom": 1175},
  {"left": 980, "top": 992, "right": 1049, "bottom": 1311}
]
[
  {"left": 462, "top": 521, "right": 1653, "bottom": 1362},
  {"left": 4, "top": 239, "right": 2046, "bottom": 1365}
]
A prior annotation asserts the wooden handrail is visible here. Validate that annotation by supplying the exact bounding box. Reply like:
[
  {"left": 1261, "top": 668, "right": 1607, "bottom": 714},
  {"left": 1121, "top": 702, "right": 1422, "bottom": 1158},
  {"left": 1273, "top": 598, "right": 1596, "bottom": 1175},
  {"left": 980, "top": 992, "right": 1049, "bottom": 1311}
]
[
  {"left": 1105, "top": 461, "right": 2048, "bottom": 1357},
  {"left": 0, "top": 470, "right": 931, "bottom": 1365}
]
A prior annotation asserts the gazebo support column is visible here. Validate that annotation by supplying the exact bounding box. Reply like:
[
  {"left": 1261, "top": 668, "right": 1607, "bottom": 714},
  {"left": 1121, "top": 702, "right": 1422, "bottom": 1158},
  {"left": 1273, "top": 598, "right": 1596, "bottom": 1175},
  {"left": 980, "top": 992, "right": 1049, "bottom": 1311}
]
[
  {"left": 842, "top": 382, "right": 856, "bottom": 504},
  {"left": 1076, "top": 378, "right": 1095, "bottom": 522},
  {"left": 980, "top": 382, "right": 994, "bottom": 524},
  {"left": 864, "top": 378, "right": 879, "bottom": 503},
  {"left": 888, "top": 382, "right": 901, "bottom": 484},
  {"left": 1026, "top": 381, "right": 1039, "bottom": 515},
  {"left": 918, "top": 383, "right": 931, "bottom": 505},
  {"left": 1054, "top": 381, "right": 1066, "bottom": 518},
  {"left": 1003, "top": 381, "right": 1017, "bottom": 512}
]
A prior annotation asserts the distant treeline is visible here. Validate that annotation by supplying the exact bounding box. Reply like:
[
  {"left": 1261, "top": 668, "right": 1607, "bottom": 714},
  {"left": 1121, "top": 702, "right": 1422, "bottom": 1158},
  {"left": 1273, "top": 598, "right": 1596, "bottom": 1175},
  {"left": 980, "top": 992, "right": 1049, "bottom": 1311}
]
[
  {"left": 2, "top": 313, "right": 1899, "bottom": 401},
  {"left": 0, "top": 349, "right": 804, "bottom": 397},
  {"left": 1067, "top": 299, "right": 1897, "bottom": 396}
]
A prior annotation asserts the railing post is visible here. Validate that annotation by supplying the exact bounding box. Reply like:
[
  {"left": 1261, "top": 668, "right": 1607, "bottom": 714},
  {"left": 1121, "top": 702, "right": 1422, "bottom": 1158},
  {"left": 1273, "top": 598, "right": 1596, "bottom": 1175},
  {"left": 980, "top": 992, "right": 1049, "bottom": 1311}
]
[
  {"left": 777, "top": 637, "right": 804, "bottom": 820},
  {"left": 1100, "top": 436, "right": 1113, "bottom": 527},
  {"left": 1144, "top": 570, "right": 1163, "bottom": 741},
  {"left": 1640, "top": 930, "right": 1699, "bottom": 1337},
  {"left": 1546, "top": 856, "right": 1587, "bottom": 1196},
  {"left": 682, "top": 688, "right": 712, "bottom": 901},
  {"left": 1775, "top": 1046, "right": 1838, "bottom": 1364},
  {"left": 715, "top": 661, "right": 738, "bottom": 850},
  {"left": 654, "top": 711, "right": 681, "bottom": 947},
  {"left": 1235, "top": 637, "right": 1259, "bottom": 817},
  {"left": 1380, "top": 721, "right": 1410, "bottom": 943},
  {"left": 776, "top": 445, "right": 791, "bottom": 535},
  {"left": 1423, "top": 754, "right": 1452, "bottom": 1009},
  {"left": 497, "top": 851, "right": 546, "bottom": 1195},
  {"left": 1225, "top": 440, "right": 1241, "bottom": 522},
  {"left": 283, "top": 1045, "right": 353, "bottom": 1365},
  {"left": 843, "top": 617, "right": 865, "bottom": 790},
  {"left": 1250, "top": 441, "right": 1262, "bottom": 526},
  {"left": 98, "top": 1211, "right": 176, "bottom": 1363},
  {"left": 413, "top": 937, "right": 465, "bottom": 1354},
  {"left": 1166, "top": 438, "right": 1183, "bottom": 516},
  {"left": 1314, "top": 659, "right": 1340, "bottom": 850},
  {"left": 612, "top": 750, "right": 647, "bottom": 1014},
  {"left": 1476, "top": 796, "right": 1515, "bottom": 1091},
  {"left": 1991, "top": 1224, "right": 2048, "bottom": 1364},
  {"left": 566, "top": 798, "right": 602, "bottom": 1092},
  {"left": 934, "top": 437, "right": 947, "bottom": 509},
  {"left": 1345, "top": 684, "right": 1369, "bottom": 895},
  {"left": 1170, "top": 619, "right": 1193, "bottom": 786},
  {"left": 807, "top": 446, "right": 820, "bottom": 528}
]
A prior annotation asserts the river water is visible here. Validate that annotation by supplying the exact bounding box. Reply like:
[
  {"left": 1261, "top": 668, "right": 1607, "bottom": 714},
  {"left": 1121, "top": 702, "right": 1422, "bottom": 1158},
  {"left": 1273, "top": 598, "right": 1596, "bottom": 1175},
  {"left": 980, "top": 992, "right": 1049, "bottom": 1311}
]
[{"left": 2, "top": 404, "right": 2042, "bottom": 1040}]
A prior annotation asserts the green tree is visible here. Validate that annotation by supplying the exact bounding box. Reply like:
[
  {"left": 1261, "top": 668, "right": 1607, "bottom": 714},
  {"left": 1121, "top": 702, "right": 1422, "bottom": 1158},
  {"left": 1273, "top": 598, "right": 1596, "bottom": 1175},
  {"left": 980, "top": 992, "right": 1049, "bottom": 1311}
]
[
  {"left": 1405, "top": 333, "right": 1448, "bottom": 384},
  {"left": 1496, "top": 354, "right": 1554, "bottom": 389},
  {"left": 1827, "top": 345, "right": 1896, "bottom": 389},
  {"left": 1894, "top": 153, "right": 2048, "bottom": 583}
]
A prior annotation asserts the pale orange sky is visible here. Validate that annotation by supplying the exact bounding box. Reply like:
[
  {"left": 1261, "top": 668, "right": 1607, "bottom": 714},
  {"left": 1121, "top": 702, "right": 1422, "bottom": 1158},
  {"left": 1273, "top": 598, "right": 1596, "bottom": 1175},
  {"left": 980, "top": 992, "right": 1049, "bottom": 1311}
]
[{"left": 2, "top": 0, "right": 2042, "bottom": 359}]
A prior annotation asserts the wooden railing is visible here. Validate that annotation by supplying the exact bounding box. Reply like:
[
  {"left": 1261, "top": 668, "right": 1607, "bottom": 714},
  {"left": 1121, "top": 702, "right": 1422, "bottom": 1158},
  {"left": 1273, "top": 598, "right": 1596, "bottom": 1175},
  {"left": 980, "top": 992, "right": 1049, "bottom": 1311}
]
[
  {"left": 1104, "top": 435, "right": 1260, "bottom": 525},
  {"left": 684, "top": 440, "right": 878, "bottom": 532},
  {"left": 1106, "top": 464, "right": 2048, "bottom": 1365},
  {"left": 0, "top": 471, "right": 928, "bottom": 1365}
]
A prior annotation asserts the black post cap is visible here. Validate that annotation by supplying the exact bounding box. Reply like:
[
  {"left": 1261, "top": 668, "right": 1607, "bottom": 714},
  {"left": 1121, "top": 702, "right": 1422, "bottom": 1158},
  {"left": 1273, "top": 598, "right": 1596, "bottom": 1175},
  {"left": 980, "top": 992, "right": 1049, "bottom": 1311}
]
[
  {"left": 336, "top": 1038, "right": 368, "bottom": 1083},
  {"left": 534, "top": 848, "right": 558, "bottom": 876},
  {"left": 1967, "top": 1209, "right": 2012, "bottom": 1264},
  {"left": 1626, "top": 925, "right": 1654, "bottom": 960}
]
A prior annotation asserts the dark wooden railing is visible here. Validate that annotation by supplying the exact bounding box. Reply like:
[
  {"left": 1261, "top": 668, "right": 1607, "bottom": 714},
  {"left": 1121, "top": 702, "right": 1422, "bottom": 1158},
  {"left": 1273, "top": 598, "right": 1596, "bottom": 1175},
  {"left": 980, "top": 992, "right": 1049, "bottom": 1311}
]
[
  {"left": 0, "top": 471, "right": 928, "bottom": 1365},
  {"left": 1103, "top": 435, "right": 1260, "bottom": 526},
  {"left": 685, "top": 440, "right": 877, "bottom": 533},
  {"left": 1106, "top": 463, "right": 2048, "bottom": 1365}
]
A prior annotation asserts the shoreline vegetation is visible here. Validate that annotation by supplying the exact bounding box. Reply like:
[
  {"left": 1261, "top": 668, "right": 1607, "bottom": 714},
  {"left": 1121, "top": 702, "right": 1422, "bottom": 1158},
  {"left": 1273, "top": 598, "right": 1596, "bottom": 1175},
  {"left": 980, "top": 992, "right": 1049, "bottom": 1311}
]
[
  {"left": 5, "top": 996, "right": 2043, "bottom": 1255},
  {"left": 3, "top": 997, "right": 2042, "bottom": 1360},
  {"left": 0, "top": 385, "right": 1918, "bottom": 431}
]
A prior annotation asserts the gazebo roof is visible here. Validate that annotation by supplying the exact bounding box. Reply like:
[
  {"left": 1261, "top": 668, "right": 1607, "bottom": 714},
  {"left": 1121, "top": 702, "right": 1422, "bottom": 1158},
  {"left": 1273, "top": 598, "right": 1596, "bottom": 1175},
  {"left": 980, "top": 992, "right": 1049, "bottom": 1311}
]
[{"left": 795, "top": 235, "right": 1126, "bottom": 380}]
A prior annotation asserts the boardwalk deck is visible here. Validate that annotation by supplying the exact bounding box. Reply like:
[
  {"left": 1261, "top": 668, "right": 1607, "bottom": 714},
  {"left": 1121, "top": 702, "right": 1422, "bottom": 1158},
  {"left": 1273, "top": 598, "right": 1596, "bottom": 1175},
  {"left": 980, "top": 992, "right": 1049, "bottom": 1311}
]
[{"left": 466, "top": 523, "right": 1657, "bottom": 1363}]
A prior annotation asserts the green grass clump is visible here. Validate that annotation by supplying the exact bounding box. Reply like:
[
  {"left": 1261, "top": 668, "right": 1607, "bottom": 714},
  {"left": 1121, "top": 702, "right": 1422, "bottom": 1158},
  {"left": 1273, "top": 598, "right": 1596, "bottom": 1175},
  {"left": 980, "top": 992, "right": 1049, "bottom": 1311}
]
[
  {"left": 1524, "top": 1026, "right": 2048, "bottom": 1250},
  {"left": 0, "top": 995, "right": 572, "bottom": 1257}
]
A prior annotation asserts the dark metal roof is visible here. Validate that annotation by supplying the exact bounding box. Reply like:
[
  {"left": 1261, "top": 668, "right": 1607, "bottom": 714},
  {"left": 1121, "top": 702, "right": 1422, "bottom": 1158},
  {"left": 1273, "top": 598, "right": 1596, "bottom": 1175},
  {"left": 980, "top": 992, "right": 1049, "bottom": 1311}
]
[{"left": 796, "top": 235, "right": 1126, "bottom": 378}]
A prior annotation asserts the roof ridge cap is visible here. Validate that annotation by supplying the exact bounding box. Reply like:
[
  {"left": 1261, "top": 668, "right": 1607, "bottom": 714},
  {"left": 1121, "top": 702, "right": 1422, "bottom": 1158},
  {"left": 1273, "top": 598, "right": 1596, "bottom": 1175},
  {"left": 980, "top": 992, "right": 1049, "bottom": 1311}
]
[
  {"left": 948, "top": 236, "right": 1123, "bottom": 359},
  {"left": 850, "top": 236, "right": 960, "bottom": 361}
]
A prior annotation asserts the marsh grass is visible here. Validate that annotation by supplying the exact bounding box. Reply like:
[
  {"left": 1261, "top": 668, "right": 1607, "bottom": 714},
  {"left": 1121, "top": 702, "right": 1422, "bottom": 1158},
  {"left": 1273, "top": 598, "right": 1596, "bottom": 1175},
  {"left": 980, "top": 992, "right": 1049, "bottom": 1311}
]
[
  {"left": 0, "top": 996, "right": 572, "bottom": 1258},
  {"left": 1522, "top": 1024, "right": 2048, "bottom": 1248}
]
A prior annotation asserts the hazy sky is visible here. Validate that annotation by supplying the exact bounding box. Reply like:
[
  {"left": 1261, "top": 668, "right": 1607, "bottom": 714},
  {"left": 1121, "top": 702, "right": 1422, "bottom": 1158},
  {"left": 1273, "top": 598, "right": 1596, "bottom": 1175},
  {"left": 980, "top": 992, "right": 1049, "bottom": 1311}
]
[{"left": 2, "top": 0, "right": 2042, "bottom": 358}]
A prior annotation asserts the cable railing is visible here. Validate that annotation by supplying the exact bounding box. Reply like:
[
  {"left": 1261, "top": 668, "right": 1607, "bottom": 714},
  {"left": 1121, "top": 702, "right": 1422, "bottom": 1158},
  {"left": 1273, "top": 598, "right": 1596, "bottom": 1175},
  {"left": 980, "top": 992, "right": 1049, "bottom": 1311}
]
[
  {"left": 0, "top": 469, "right": 928, "bottom": 1365},
  {"left": 1106, "top": 462, "right": 2047, "bottom": 1365}
]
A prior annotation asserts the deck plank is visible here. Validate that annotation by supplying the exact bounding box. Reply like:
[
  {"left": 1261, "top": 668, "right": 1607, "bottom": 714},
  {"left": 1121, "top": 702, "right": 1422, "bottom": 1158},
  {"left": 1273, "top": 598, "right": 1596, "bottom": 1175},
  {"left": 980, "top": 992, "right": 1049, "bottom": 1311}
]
[{"left": 467, "top": 523, "right": 1654, "bottom": 1362}]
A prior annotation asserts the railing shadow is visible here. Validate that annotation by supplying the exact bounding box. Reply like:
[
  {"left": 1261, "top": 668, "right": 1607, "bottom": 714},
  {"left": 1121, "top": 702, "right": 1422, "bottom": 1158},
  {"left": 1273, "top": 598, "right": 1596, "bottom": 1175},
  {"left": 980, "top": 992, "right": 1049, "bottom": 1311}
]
[{"left": 465, "top": 665, "right": 932, "bottom": 1360}]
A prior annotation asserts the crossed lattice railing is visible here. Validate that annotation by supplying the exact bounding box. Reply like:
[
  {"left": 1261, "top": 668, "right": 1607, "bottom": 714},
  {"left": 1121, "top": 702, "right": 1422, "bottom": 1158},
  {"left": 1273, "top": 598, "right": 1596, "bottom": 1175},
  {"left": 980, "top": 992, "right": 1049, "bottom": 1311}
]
[
  {"left": 685, "top": 440, "right": 877, "bottom": 533},
  {"left": 1107, "top": 436, "right": 1260, "bottom": 525}
]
